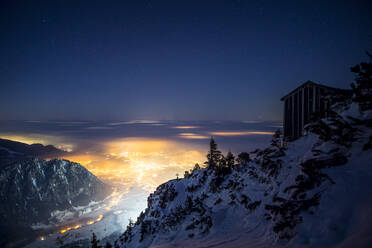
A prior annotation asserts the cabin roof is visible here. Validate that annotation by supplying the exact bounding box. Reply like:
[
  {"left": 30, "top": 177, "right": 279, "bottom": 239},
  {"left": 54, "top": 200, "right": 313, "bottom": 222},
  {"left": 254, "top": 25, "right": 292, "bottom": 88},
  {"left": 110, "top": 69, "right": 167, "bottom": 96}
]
[{"left": 280, "top": 80, "right": 350, "bottom": 101}]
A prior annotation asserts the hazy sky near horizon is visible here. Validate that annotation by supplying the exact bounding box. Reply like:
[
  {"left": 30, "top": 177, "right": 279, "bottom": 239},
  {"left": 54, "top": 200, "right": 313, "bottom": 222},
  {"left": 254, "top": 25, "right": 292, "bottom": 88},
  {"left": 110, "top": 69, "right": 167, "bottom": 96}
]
[
  {"left": 0, "top": 0, "right": 371, "bottom": 121},
  {"left": 0, "top": 120, "right": 279, "bottom": 188}
]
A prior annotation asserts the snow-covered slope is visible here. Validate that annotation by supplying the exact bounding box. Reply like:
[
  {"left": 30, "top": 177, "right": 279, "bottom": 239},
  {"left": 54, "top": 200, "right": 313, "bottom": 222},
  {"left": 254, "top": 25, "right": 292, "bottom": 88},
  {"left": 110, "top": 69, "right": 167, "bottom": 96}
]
[
  {"left": 0, "top": 158, "right": 112, "bottom": 247},
  {"left": 115, "top": 103, "right": 372, "bottom": 248}
]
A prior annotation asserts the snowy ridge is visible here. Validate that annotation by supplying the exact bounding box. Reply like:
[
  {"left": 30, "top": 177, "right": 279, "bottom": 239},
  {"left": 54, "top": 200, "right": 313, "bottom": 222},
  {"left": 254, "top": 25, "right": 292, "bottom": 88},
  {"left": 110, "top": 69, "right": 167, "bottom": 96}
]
[
  {"left": 115, "top": 102, "right": 372, "bottom": 248},
  {"left": 0, "top": 158, "right": 112, "bottom": 228}
]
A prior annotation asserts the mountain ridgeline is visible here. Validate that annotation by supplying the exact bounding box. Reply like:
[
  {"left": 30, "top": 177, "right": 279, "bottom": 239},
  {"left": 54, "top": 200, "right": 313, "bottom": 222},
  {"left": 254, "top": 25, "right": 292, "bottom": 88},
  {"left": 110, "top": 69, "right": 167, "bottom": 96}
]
[
  {"left": 115, "top": 57, "right": 372, "bottom": 248},
  {"left": 0, "top": 138, "right": 67, "bottom": 168}
]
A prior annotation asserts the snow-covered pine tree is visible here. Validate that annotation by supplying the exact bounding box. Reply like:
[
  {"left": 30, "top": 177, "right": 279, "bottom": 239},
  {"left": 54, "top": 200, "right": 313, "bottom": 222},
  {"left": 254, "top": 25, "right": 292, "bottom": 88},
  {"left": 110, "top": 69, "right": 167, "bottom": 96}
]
[{"left": 351, "top": 51, "right": 372, "bottom": 111}]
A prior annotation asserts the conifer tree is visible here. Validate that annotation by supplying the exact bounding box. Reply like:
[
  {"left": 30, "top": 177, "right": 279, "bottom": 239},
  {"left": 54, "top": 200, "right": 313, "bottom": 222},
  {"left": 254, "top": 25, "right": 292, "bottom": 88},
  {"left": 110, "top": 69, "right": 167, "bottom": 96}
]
[
  {"left": 271, "top": 129, "right": 282, "bottom": 148},
  {"left": 91, "top": 233, "right": 101, "bottom": 248},
  {"left": 237, "top": 152, "right": 250, "bottom": 165},
  {"left": 123, "top": 218, "right": 134, "bottom": 242},
  {"left": 351, "top": 51, "right": 372, "bottom": 110},
  {"left": 205, "top": 137, "right": 222, "bottom": 169},
  {"left": 226, "top": 151, "right": 235, "bottom": 169},
  {"left": 191, "top": 163, "right": 201, "bottom": 174},
  {"left": 219, "top": 154, "right": 226, "bottom": 167},
  {"left": 128, "top": 218, "right": 134, "bottom": 228}
]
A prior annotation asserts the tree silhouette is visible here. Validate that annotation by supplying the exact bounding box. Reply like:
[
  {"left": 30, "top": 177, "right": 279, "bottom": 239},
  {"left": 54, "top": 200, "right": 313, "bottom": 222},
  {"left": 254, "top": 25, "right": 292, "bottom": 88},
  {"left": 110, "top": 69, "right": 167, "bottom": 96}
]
[
  {"left": 226, "top": 151, "right": 235, "bottom": 169},
  {"left": 351, "top": 51, "right": 372, "bottom": 110},
  {"left": 205, "top": 137, "right": 222, "bottom": 169},
  {"left": 271, "top": 129, "right": 282, "bottom": 148},
  {"left": 128, "top": 218, "right": 134, "bottom": 228},
  {"left": 193, "top": 163, "right": 201, "bottom": 171},
  {"left": 237, "top": 152, "right": 250, "bottom": 165},
  {"left": 91, "top": 233, "right": 101, "bottom": 248}
]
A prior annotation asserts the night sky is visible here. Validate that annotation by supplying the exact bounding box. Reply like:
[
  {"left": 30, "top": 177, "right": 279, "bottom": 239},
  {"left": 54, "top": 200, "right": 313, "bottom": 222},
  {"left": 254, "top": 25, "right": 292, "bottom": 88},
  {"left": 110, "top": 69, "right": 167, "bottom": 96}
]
[{"left": 1, "top": 0, "right": 371, "bottom": 121}]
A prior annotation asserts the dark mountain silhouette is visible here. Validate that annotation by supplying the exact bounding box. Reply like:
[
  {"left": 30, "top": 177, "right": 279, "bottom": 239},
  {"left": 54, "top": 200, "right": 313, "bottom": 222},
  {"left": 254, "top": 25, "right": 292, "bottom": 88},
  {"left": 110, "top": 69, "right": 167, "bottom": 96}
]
[{"left": 0, "top": 138, "right": 67, "bottom": 168}]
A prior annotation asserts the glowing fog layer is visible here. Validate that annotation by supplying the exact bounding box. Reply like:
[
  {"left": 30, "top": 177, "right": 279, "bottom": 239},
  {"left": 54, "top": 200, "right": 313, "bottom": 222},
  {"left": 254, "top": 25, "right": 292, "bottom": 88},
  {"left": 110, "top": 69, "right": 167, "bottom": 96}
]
[{"left": 63, "top": 138, "right": 206, "bottom": 191}]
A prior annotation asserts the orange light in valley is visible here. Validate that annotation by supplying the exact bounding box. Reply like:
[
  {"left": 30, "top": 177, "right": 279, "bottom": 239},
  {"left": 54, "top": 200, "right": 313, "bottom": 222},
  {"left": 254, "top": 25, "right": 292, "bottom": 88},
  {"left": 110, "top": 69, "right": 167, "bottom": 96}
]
[
  {"left": 87, "top": 220, "right": 95, "bottom": 225},
  {"left": 73, "top": 224, "right": 81, "bottom": 229},
  {"left": 59, "top": 224, "right": 82, "bottom": 234},
  {"left": 96, "top": 214, "right": 103, "bottom": 222},
  {"left": 209, "top": 131, "right": 274, "bottom": 136},
  {"left": 61, "top": 154, "right": 97, "bottom": 166},
  {"left": 40, "top": 236, "right": 45, "bottom": 241},
  {"left": 58, "top": 137, "right": 206, "bottom": 191},
  {"left": 2, "top": 134, "right": 206, "bottom": 191}
]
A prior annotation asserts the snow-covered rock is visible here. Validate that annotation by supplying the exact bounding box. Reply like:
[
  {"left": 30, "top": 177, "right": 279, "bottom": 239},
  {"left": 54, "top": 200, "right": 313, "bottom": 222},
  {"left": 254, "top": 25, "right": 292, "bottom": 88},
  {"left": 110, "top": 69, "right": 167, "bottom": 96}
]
[{"left": 0, "top": 158, "right": 112, "bottom": 246}]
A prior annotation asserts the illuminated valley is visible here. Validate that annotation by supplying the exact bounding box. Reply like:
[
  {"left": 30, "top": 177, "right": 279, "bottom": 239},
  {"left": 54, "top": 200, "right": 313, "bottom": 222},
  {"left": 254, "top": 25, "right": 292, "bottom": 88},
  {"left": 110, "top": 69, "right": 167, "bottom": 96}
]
[
  {"left": 0, "top": 120, "right": 277, "bottom": 191},
  {"left": 1, "top": 1, "right": 370, "bottom": 246},
  {"left": 62, "top": 138, "right": 206, "bottom": 191},
  {"left": 0, "top": 120, "right": 277, "bottom": 247}
]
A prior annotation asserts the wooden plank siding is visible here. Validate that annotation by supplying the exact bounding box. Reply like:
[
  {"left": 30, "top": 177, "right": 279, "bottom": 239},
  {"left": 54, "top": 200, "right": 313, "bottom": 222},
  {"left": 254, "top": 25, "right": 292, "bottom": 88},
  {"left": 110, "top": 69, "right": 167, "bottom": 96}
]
[{"left": 281, "top": 81, "right": 351, "bottom": 141}]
